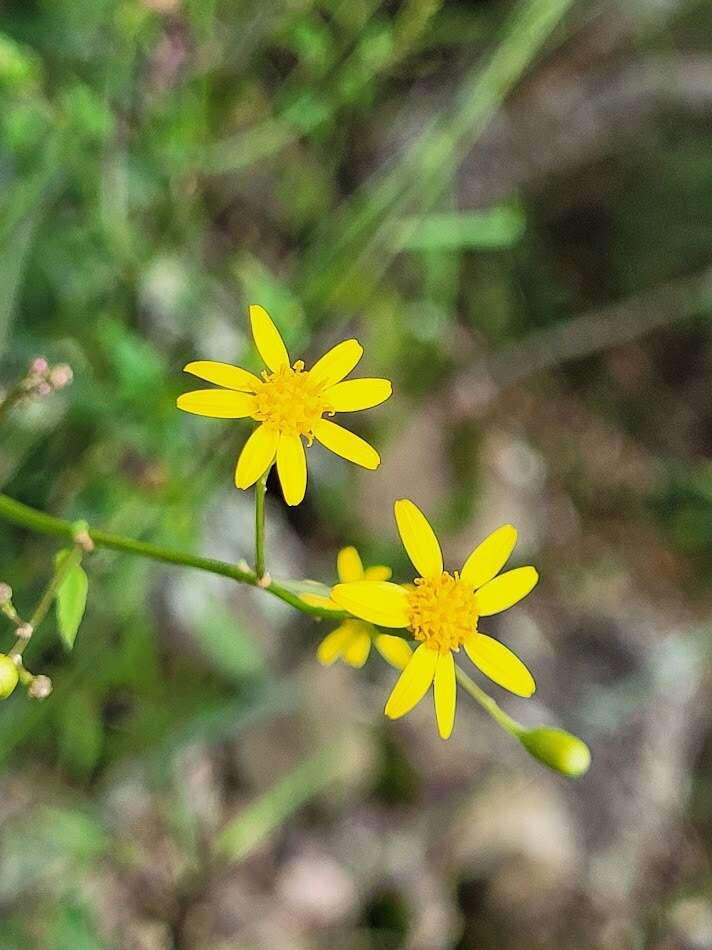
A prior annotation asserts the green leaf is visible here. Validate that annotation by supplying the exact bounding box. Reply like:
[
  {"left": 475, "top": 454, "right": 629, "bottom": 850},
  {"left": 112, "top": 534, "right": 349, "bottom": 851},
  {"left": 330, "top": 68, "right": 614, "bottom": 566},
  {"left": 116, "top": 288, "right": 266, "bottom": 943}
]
[
  {"left": 55, "top": 550, "right": 89, "bottom": 650},
  {"left": 395, "top": 206, "right": 526, "bottom": 252},
  {"left": 0, "top": 33, "right": 42, "bottom": 87},
  {"left": 217, "top": 747, "right": 335, "bottom": 862},
  {"left": 275, "top": 578, "right": 335, "bottom": 600},
  {"left": 191, "top": 603, "right": 266, "bottom": 682},
  {"left": 231, "top": 251, "right": 307, "bottom": 350},
  {"left": 34, "top": 806, "right": 107, "bottom": 861}
]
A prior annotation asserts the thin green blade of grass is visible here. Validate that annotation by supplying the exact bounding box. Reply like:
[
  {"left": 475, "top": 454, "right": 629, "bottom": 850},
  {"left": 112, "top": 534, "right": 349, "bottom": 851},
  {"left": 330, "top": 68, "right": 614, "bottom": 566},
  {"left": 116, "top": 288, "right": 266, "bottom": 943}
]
[
  {"left": 216, "top": 746, "right": 336, "bottom": 862},
  {"left": 395, "top": 206, "right": 525, "bottom": 251},
  {"left": 298, "top": 0, "right": 577, "bottom": 310}
]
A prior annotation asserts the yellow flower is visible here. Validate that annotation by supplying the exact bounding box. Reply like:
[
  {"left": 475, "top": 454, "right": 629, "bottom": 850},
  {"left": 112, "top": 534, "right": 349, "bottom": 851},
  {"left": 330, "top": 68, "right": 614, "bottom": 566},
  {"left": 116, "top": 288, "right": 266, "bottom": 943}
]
[
  {"left": 305, "top": 547, "right": 413, "bottom": 670},
  {"left": 331, "top": 499, "right": 538, "bottom": 740},
  {"left": 177, "top": 306, "right": 392, "bottom": 506}
]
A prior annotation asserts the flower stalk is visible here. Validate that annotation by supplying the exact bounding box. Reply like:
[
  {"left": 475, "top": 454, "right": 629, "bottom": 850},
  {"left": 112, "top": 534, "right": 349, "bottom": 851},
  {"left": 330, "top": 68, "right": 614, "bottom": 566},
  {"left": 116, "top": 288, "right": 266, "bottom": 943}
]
[
  {"left": 0, "top": 492, "right": 347, "bottom": 621},
  {"left": 0, "top": 357, "right": 73, "bottom": 424},
  {"left": 455, "top": 666, "right": 523, "bottom": 739},
  {"left": 19, "top": 545, "right": 83, "bottom": 657},
  {"left": 0, "top": 560, "right": 64, "bottom": 699},
  {"left": 255, "top": 468, "right": 269, "bottom": 581},
  {"left": 455, "top": 667, "right": 591, "bottom": 777}
]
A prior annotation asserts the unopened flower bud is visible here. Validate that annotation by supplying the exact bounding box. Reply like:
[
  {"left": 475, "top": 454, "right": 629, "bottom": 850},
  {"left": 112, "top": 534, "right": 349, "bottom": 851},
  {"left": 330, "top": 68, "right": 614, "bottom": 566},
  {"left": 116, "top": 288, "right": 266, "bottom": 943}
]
[
  {"left": 16, "top": 623, "right": 33, "bottom": 640},
  {"left": 0, "top": 583, "right": 12, "bottom": 605},
  {"left": 29, "top": 357, "right": 49, "bottom": 376},
  {"left": 49, "top": 364, "right": 73, "bottom": 390},
  {"left": 519, "top": 726, "right": 591, "bottom": 778},
  {"left": 0, "top": 654, "right": 19, "bottom": 699},
  {"left": 27, "top": 674, "right": 52, "bottom": 700}
]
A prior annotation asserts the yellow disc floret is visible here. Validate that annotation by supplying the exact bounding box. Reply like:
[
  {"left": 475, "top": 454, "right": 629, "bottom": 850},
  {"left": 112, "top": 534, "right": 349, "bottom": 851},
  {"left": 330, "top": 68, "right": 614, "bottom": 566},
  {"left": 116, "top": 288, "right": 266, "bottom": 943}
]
[
  {"left": 407, "top": 572, "right": 479, "bottom": 653},
  {"left": 252, "top": 361, "right": 332, "bottom": 440}
]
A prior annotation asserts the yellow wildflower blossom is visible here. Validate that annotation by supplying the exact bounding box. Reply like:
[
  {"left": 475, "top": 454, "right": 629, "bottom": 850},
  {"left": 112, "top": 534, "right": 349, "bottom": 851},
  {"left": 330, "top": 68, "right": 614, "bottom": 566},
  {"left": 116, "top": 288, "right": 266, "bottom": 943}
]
[
  {"left": 305, "top": 546, "right": 413, "bottom": 670},
  {"left": 331, "top": 499, "right": 538, "bottom": 739},
  {"left": 177, "top": 306, "right": 392, "bottom": 506}
]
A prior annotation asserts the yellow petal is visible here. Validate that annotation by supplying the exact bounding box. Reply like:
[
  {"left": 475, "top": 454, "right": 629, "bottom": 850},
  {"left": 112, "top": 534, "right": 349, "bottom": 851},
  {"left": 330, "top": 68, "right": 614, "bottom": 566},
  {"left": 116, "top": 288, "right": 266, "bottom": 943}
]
[
  {"left": 316, "top": 624, "right": 352, "bottom": 666},
  {"left": 300, "top": 593, "right": 340, "bottom": 611},
  {"left": 464, "top": 632, "right": 535, "bottom": 697},
  {"left": 460, "top": 524, "right": 517, "bottom": 589},
  {"left": 331, "top": 581, "right": 409, "bottom": 628},
  {"left": 394, "top": 499, "right": 443, "bottom": 578},
  {"left": 314, "top": 419, "right": 380, "bottom": 469},
  {"left": 364, "top": 565, "right": 392, "bottom": 582},
  {"left": 337, "top": 546, "right": 364, "bottom": 583},
  {"left": 343, "top": 628, "right": 372, "bottom": 668},
  {"left": 433, "top": 651, "right": 456, "bottom": 739},
  {"left": 309, "top": 339, "right": 363, "bottom": 388},
  {"left": 177, "top": 389, "right": 256, "bottom": 419},
  {"left": 277, "top": 433, "right": 307, "bottom": 506},
  {"left": 183, "top": 360, "right": 262, "bottom": 393},
  {"left": 325, "top": 378, "right": 392, "bottom": 412},
  {"left": 249, "top": 304, "right": 290, "bottom": 371},
  {"left": 235, "top": 425, "right": 279, "bottom": 489},
  {"left": 384, "top": 643, "right": 438, "bottom": 719},
  {"left": 476, "top": 566, "right": 539, "bottom": 616},
  {"left": 374, "top": 634, "right": 412, "bottom": 670}
]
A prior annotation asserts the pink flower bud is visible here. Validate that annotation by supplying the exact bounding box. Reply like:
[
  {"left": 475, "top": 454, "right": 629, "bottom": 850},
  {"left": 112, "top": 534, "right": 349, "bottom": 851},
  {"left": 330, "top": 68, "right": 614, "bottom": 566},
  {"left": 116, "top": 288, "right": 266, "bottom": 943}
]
[
  {"left": 49, "top": 364, "right": 74, "bottom": 389},
  {"left": 29, "top": 357, "right": 49, "bottom": 376}
]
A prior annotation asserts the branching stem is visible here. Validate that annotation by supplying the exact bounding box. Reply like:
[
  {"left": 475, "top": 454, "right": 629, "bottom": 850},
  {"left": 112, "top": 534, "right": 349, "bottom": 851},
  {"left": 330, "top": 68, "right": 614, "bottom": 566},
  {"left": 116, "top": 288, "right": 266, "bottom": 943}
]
[{"left": 0, "top": 492, "right": 348, "bottom": 621}]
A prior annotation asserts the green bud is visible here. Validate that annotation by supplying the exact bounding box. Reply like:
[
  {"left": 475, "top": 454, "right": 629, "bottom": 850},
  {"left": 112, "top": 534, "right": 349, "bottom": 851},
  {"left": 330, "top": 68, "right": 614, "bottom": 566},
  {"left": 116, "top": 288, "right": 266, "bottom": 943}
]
[
  {"left": 519, "top": 726, "right": 591, "bottom": 778},
  {"left": 0, "top": 654, "right": 19, "bottom": 700}
]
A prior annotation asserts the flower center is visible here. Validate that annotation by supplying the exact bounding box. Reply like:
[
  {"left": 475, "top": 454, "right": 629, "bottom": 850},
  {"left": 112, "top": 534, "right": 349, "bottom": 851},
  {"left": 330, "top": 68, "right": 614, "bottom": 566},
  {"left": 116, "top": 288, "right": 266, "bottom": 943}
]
[
  {"left": 252, "top": 361, "right": 332, "bottom": 439},
  {"left": 407, "top": 571, "right": 479, "bottom": 653}
]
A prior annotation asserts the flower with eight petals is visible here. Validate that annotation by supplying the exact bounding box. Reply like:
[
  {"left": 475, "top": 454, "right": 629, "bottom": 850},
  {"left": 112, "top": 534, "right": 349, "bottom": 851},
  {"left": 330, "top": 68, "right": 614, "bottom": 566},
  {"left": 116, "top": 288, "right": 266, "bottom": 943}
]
[
  {"left": 177, "top": 306, "right": 391, "bottom": 506},
  {"left": 331, "top": 499, "right": 538, "bottom": 739}
]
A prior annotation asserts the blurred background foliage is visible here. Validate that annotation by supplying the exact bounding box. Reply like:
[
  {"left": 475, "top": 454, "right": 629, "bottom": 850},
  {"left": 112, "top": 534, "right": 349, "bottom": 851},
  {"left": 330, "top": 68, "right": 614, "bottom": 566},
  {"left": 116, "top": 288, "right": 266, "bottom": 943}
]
[{"left": 2, "top": 0, "right": 712, "bottom": 947}]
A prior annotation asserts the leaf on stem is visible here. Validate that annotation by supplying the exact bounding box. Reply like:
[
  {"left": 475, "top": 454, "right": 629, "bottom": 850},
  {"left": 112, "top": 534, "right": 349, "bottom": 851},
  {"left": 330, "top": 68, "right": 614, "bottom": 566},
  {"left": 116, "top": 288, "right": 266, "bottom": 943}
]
[{"left": 55, "top": 549, "right": 89, "bottom": 650}]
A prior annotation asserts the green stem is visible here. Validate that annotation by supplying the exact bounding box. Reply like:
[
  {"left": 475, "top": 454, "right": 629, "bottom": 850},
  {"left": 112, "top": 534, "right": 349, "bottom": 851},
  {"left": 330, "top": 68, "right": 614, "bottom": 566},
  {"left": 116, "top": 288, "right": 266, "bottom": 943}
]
[
  {"left": 455, "top": 666, "right": 524, "bottom": 738},
  {"left": 0, "top": 384, "right": 25, "bottom": 425},
  {"left": 9, "top": 546, "right": 83, "bottom": 658},
  {"left": 255, "top": 469, "right": 269, "bottom": 581},
  {"left": 0, "top": 492, "right": 347, "bottom": 622},
  {"left": 29, "top": 546, "right": 82, "bottom": 631}
]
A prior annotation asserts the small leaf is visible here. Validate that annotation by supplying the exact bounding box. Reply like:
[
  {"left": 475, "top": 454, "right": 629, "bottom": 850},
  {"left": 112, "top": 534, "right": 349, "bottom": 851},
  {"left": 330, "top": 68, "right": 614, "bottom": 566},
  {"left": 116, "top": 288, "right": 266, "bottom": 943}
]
[
  {"left": 395, "top": 206, "right": 526, "bottom": 252},
  {"left": 276, "top": 578, "right": 335, "bottom": 600},
  {"left": 55, "top": 550, "right": 88, "bottom": 650},
  {"left": 192, "top": 604, "right": 266, "bottom": 682}
]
